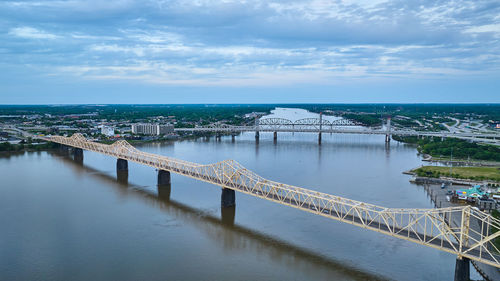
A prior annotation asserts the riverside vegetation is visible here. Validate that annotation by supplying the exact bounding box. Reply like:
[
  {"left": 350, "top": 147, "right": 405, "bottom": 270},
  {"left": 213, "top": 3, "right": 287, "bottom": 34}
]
[
  {"left": 393, "top": 136, "right": 500, "bottom": 162},
  {"left": 411, "top": 166, "right": 500, "bottom": 183}
]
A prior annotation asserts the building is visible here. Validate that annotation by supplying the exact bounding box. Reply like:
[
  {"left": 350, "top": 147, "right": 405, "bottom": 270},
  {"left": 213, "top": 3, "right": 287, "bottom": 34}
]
[
  {"left": 244, "top": 112, "right": 266, "bottom": 119},
  {"left": 100, "top": 125, "right": 115, "bottom": 137},
  {"left": 131, "top": 123, "right": 174, "bottom": 135}
]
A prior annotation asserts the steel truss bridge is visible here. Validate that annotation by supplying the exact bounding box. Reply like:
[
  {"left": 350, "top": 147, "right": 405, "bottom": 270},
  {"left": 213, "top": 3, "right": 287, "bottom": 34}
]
[
  {"left": 174, "top": 117, "right": 500, "bottom": 145},
  {"left": 42, "top": 133, "right": 500, "bottom": 272}
]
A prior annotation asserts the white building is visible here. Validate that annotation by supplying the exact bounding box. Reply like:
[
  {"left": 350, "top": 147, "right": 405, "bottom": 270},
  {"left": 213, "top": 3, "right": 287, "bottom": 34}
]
[
  {"left": 100, "top": 125, "right": 115, "bottom": 137},
  {"left": 131, "top": 123, "right": 174, "bottom": 135}
]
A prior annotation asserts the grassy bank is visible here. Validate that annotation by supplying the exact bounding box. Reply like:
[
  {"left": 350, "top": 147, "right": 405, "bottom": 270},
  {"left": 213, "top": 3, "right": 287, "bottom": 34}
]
[
  {"left": 411, "top": 166, "right": 500, "bottom": 182},
  {"left": 393, "top": 136, "right": 500, "bottom": 162}
]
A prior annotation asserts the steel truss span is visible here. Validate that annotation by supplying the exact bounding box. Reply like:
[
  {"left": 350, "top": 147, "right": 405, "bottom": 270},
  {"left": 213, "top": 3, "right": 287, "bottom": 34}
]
[
  {"left": 44, "top": 133, "right": 500, "bottom": 268},
  {"left": 173, "top": 117, "right": 500, "bottom": 145}
]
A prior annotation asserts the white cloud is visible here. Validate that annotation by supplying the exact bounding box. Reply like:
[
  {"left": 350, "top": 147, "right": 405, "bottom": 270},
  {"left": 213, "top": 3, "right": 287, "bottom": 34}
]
[
  {"left": 9, "top": 26, "right": 59, "bottom": 39},
  {"left": 465, "top": 24, "right": 500, "bottom": 33}
]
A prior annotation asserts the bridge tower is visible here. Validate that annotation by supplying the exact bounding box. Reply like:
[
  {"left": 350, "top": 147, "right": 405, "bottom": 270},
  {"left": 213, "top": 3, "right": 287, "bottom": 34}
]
[
  {"left": 385, "top": 117, "right": 391, "bottom": 143},
  {"left": 255, "top": 117, "right": 260, "bottom": 142}
]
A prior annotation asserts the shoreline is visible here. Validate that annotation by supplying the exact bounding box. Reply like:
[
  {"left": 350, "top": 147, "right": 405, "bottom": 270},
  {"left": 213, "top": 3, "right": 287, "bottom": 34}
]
[
  {"left": 403, "top": 167, "right": 500, "bottom": 186},
  {"left": 421, "top": 154, "right": 500, "bottom": 167}
]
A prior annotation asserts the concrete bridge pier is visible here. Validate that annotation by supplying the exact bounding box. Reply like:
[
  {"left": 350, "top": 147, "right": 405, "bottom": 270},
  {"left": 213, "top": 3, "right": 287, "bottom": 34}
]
[
  {"left": 216, "top": 133, "right": 222, "bottom": 141},
  {"left": 73, "top": 148, "right": 83, "bottom": 161},
  {"left": 255, "top": 117, "right": 260, "bottom": 142},
  {"left": 116, "top": 170, "right": 128, "bottom": 184},
  {"left": 157, "top": 183, "right": 171, "bottom": 201},
  {"left": 221, "top": 205, "right": 235, "bottom": 226},
  {"left": 273, "top": 131, "right": 277, "bottom": 142},
  {"left": 318, "top": 132, "right": 322, "bottom": 145},
  {"left": 454, "top": 257, "right": 470, "bottom": 281},
  {"left": 221, "top": 188, "right": 235, "bottom": 207},
  {"left": 116, "top": 158, "right": 128, "bottom": 171},
  {"left": 385, "top": 117, "right": 391, "bottom": 144},
  {"left": 158, "top": 170, "right": 171, "bottom": 186},
  {"left": 231, "top": 134, "right": 236, "bottom": 142}
]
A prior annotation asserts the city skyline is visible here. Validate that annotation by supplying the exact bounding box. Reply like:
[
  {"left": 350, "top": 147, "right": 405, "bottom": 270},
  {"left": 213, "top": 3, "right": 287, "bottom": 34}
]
[{"left": 1, "top": 0, "right": 500, "bottom": 104}]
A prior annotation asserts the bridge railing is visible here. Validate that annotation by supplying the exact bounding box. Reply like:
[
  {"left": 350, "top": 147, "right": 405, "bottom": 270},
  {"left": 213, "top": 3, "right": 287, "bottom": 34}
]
[{"left": 44, "top": 133, "right": 500, "bottom": 268}]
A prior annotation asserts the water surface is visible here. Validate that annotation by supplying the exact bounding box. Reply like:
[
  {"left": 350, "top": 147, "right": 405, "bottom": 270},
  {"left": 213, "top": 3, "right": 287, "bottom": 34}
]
[{"left": 0, "top": 133, "right": 477, "bottom": 280}]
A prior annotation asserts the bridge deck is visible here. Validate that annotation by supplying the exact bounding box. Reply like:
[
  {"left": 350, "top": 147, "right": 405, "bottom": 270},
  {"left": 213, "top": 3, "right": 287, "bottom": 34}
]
[{"left": 44, "top": 133, "right": 500, "bottom": 268}]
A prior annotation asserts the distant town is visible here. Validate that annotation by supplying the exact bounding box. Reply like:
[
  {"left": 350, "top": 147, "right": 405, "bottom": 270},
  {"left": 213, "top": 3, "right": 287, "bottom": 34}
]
[{"left": 1, "top": 104, "right": 499, "bottom": 146}]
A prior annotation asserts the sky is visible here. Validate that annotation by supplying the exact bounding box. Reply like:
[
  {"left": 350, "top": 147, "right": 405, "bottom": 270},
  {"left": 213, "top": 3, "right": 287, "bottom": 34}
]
[{"left": 1, "top": 0, "right": 499, "bottom": 104}]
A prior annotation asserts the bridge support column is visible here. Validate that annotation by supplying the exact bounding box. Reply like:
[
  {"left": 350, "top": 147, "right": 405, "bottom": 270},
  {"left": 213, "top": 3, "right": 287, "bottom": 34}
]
[
  {"left": 255, "top": 117, "right": 260, "bottom": 142},
  {"left": 231, "top": 134, "right": 236, "bottom": 142},
  {"left": 221, "top": 188, "right": 235, "bottom": 207},
  {"left": 216, "top": 133, "right": 221, "bottom": 141},
  {"left": 385, "top": 117, "right": 391, "bottom": 144},
  {"left": 158, "top": 170, "right": 171, "bottom": 186},
  {"left": 273, "top": 131, "right": 277, "bottom": 142},
  {"left": 454, "top": 257, "right": 470, "bottom": 281},
  {"left": 221, "top": 205, "right": 235, "bottom": 226},
  {"left": 319, "top": 112, "right": 323, "bottom": 145},
  {"left": 117, "top": 170, "right": 128, "bottom": 183},
  {"left": 116, "top": 158, "right": 128, "bottom": 171},
  {"left": 157, "top": 184, "right": 171, "bottom": 201},
  {"left": 73, "top": 148, "right": 83, "bottom": 161}
]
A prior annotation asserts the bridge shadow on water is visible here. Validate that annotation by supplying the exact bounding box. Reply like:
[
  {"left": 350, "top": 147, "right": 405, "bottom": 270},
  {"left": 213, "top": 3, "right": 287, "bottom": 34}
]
[{"left": 48, "top": 150, "right": 390, "bottom": 281}]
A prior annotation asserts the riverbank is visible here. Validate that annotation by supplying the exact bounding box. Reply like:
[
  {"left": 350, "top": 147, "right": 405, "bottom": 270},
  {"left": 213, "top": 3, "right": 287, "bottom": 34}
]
[
  {"left": 392, "top": 135, "right": 500, "bottom": 163},
  {"left": 404, "top": 166, "right": 500, "bottom": 185},
  {"left": 421, "top": 154, "right": 500, "bottom": 167},
  {"left": 0, "top": 141, "right": 59, "bottom": 152}
]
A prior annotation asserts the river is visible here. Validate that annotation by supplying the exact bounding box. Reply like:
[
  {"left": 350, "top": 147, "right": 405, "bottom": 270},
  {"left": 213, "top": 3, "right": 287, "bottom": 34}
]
[{"left": 0, "top": 109, "right": 482, "bottom": 281}]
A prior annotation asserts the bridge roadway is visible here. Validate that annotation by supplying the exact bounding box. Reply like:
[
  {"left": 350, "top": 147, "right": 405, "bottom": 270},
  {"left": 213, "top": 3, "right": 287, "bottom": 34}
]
[{"left": 174, "top": 126, "right": 500, "bottom": 145}]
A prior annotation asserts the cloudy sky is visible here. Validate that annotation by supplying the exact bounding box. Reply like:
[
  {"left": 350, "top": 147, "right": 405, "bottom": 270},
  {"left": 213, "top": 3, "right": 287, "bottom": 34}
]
[{"left": 1, "top": 0, "right": 499, "bottom": 103}]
